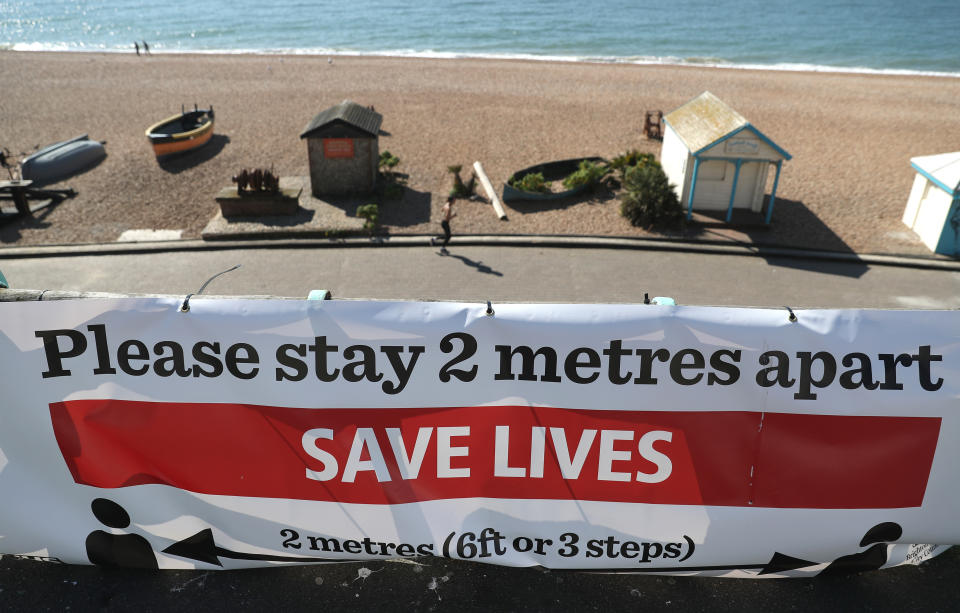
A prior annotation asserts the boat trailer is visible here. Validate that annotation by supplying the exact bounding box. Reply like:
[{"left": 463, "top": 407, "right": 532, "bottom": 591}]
[{"left": 0, "top": 149, "right": 77, "bottom": 218}]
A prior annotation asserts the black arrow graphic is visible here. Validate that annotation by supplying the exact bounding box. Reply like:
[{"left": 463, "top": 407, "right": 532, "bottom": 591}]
[
  {"left": 581, "top": 551, "right": 820, "bottom": 575},
  {"left": 578, "top": 523, "right": 905, "bottom": 575},
  {"left": 164, "top": 531, "right": 821, "bottom": 574},
  {"left": 757, "top": 551, "right": 821, "bottom": 575},
  {"left": 162, "top": 529, "right": 349, "bottom": 567}
]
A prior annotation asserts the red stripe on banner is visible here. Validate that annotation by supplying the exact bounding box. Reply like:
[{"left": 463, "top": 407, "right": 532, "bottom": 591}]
[{"left": 49, "top": 400, "right": 940, "bottom": 509}]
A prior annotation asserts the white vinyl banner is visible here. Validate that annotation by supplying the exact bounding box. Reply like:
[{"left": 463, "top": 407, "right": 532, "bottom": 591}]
[{"left": 0, "top": 297, "right": 957, "bottom": 577}]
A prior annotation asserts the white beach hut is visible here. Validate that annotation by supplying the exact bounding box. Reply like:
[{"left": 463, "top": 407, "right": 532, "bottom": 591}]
[
  {"left": 660, "top": 91, "right": 791, "bottom": 223},
  {"left": 901, "top": 151, "right": 960, "bottom": 256}
]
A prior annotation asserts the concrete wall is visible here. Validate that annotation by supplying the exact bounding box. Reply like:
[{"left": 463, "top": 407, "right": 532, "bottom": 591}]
[{"left": 306, "top": 136, "right": 379, "bottom": 197}]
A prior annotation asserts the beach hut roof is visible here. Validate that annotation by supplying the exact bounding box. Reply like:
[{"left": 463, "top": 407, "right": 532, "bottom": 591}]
[
  {"left": 300, "top": 100, "right": 383, "bottom": 139},
  {"left": 911, "top": 151, "right": 960, "bottom": 195},
  {"left": 664, "top": 91, "right": 790, "bottom": 159}
]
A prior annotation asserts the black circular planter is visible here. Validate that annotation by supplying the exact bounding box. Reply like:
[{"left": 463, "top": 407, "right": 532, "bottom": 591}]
[{"left": 502, "top": 156, "right": 607, "bottom": 202}]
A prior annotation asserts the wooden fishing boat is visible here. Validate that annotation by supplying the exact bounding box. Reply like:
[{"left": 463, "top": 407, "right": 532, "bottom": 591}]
[{"left": 145, "top": 105, "right": 215, "bottom": 157}]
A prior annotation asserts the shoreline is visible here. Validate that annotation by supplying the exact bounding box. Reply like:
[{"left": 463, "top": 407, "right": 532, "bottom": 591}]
[
  {"left": 5, "top": 48, "right": 960, "bottom": 81},
  {"left": 2, "top": 50, "right": 960, "bottom": 257}
]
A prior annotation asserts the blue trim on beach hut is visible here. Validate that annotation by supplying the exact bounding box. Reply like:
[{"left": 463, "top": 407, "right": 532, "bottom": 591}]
[
  {"left": 686, "top": 158, "right": 702, "bottom": 221},
  {"left": 765, "top": 160, "right": 784, "bottom": 224},
  {"left": 935, "top": 197, "right": 960, "bottom": 256},
  {"left": 726, "top": 159, "right": 743, "bottom": 222},
  {"left": 693, "top": 124, "right": 792, "bottom": 161},
  {"left": 910, "top": 160, "right": 959, "bottom": 196}
]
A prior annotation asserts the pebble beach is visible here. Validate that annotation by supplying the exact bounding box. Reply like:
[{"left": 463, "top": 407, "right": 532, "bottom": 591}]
[{"left": 2, "top": 51, "right": 959, "bottom": 256}]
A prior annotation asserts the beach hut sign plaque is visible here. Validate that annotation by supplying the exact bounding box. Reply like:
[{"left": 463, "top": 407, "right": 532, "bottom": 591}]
[{"left": 323, "top": 138, "right": 355, "bottom": 159}]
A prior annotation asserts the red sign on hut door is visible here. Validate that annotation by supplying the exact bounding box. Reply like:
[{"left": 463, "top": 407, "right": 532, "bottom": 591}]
[{"left": 323, "top": 138, "right": 354, "bottom": 159}]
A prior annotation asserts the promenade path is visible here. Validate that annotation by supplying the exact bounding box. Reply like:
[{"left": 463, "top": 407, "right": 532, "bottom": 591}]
[{"left": 2, "top": 238, "right": 959, "bottom": 308}]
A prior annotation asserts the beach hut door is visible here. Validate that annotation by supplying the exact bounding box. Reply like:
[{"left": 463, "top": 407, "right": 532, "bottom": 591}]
[{"left": 733, "top": 162, "right": 763, "bottom": 211}]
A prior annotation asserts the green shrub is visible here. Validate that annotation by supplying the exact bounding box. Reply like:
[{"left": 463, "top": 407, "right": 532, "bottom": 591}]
[
  {"left": 377, "top": 151, "right": 405, "bottom": 199},
  {"left": 609, "top": 150, "right": 657, "bottom": 178},
  {"left": 379, "top": 151, "right": 400, "bottom": 171},
  {"left": 447, "top": 164, "right": 476, "bottom": 198},
  {"left": 357, "top": 203, "right": 379, "bottom": 231},
  {"left": 620, "top": 162, "right": 683, "bottom": 229},
  {"left": 508, "top": 172, "right": 551, "bottom": 194},
  {"left": 383, "top": 182, "right": 404, "bottom": 200},
  {"left": 562, "top": 160, "right": 607, "bottom": 191}
]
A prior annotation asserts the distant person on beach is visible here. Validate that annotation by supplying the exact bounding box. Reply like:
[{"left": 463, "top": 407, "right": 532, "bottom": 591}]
[
  {"left": 142, "top": 41, "right": 150, "bottom": 55},
  {"left": 430, "top": 196, "right": 456, "bottom": 254},
  {"left": 134, "top": 42, "right": 140, "bottom": 56}
]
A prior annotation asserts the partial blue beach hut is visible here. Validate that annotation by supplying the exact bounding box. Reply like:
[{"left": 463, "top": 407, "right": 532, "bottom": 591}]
[
  {"left": 901, "top": 151, "right": 960, "bottom": 256},
  {"left": 660, "top": 92, "right": 791, "bottom": 223}
]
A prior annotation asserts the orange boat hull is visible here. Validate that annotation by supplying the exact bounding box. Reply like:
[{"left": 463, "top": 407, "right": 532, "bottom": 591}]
[
  {"left": 150, "top": 126, "right": 213, "bottom": 157},
  {"left": 145, "top": 109, "right": 215, "bottom": 158}
]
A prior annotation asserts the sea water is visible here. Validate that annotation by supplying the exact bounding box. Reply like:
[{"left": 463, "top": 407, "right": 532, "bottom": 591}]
[{"left": 2, "top": 0, "right": 958, "bottom": 76}]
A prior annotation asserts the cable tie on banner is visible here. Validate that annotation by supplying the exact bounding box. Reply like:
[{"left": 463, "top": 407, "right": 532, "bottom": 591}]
[
  {"left": 38, "top": 289, "right": 49, "bottom": 301},
  {"left": 485, "top": 300, "right": 495, "bottom": 317},
  {"left": 784, "top": 305, "right": 798, "bottom": 323},
  {"left": 307, "top": 289, "right": 332, "bottom": 301},
  {"left": 180, "top": 264, "right": 242, "bottom": 313}
]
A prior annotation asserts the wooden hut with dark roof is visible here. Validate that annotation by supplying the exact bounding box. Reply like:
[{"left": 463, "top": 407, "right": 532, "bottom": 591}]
[{"left": 300, "top": 100, "right": 383, "bottom": 197}]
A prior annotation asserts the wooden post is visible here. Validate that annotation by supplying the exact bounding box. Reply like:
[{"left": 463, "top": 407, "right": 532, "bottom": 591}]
[{"left": 473, "top": 161, "right": 507, "bottom": 220}]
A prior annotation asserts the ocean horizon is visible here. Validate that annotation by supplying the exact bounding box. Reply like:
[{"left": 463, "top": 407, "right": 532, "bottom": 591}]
[{"left": 3, "top": 0, "right": 959, "bottom": 78}]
